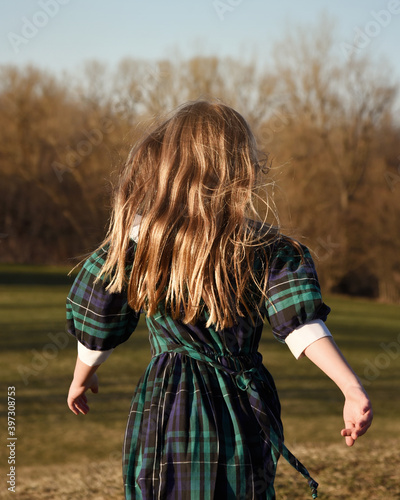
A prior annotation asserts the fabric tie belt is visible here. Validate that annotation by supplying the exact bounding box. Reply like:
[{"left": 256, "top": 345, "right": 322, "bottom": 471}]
[
  {"left": 153, "top": 342, "right": 264, "bottom": 391},
  {"left": 152, "top": 342, "right": 319, "bottom": 499}
]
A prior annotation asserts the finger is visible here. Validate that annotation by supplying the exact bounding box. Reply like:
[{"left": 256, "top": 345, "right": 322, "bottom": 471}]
[
  {"left": 342, "top": 421, "right": 355, "bottom": 435},
  {"left": 353, "top": 419, "right": 372, "bottom": 438},
  {"left": 350, "top": 410, "right": 373, "bottom": 438},
  {"left": 357, "top": 409, "right": 373, "bottom": 429},
  {"left": 353, "top": 426, "right": 369, "bottom": 439},
  {"left": 342, "top": 419, "right": 371, "bottom": 444},
  {"left": 76, "top": 402, "right": 89, "bottom": 415},
  {"left": 341, "top": 429, "right": 355, "bottom": 446},
  {"left": 74, "top": 396, "right": 89, "bottom": 414},
  {"left": 67, "top": 399, "right": 79, "bottom": 415},
  {"left": 341, "top": 420, "right": 357, "bottom": 445}
]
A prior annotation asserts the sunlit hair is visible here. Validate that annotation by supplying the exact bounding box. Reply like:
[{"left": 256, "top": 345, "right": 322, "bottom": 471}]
[{"left": 98, "top": 99, "right": 282, "bottom": 329}]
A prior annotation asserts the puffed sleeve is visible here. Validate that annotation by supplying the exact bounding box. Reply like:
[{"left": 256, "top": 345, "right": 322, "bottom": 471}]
[
  {"left": 66, "top": 243, "right": 140, "bottom": 360},
  {"left": 264, "top": 240, "right": 331, "bottom": 343}
]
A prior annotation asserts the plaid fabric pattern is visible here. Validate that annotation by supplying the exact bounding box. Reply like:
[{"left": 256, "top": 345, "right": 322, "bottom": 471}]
[
  {"left": 264, "top": 242, "right": 331, "bottom": 342},
  {"left": 66, "top": 244, "right": 140, "bottom": 351},
  {"left": 66, "top": 240, "right": 328, "bottom": 499}
]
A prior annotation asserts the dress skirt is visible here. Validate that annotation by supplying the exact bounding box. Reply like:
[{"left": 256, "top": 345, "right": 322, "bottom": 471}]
[{"left": 123, "top": 347, "right": 283, "bottom": 500}]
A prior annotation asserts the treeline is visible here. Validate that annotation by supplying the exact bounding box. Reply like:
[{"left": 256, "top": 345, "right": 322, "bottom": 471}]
[{"left": 1, "top": 23, "right": 399, "bottom": 302}]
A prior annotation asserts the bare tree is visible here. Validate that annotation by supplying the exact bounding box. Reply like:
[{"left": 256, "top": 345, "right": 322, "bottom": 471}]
[{"left": 0, "top": 19, "right": 399, "bottom": 302}]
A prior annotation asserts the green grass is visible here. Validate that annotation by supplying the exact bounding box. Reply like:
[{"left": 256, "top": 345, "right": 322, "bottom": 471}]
[{"left": 0, "top": 267, "right": 399, "bottom": 498}]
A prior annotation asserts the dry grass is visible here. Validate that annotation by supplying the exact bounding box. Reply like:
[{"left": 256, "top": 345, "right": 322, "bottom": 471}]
[
  {"left": 2, "top": 439, "right": 399, "bottom": 500},
  {"left": 1, "top": 276, "right": 399, "bottom": 499},
  {"left": 274, "top": 439, "right": 400, "bottom": 499}
]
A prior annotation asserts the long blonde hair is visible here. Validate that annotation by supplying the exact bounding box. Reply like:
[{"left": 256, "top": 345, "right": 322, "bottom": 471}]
[{"left": 99, "top": 99, "right": 280, "bottom": 329}]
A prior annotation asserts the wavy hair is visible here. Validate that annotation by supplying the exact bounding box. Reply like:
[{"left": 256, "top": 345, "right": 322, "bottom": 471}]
[{"left": 98, "top": 99, "right": 281, "bottom": 329}]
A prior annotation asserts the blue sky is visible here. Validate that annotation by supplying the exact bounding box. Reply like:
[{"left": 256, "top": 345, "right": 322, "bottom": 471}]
[{"left": 1, "top": 0, "right": 400, "bottom": 80}]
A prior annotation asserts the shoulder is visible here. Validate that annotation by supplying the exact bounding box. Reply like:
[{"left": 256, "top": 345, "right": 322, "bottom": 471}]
[
  {"left": 268, "top": 237, "right": 311, "bottom": 271},
  {"left": 265, "top": 237, "right": 322, "bottom": 302},
  {"left": 81, "top": 244, "right": 109, "bottom": 274},
  {"left": 245, "top": 220, "right": 302, "bottom": 257},
  {"left": 76, "top": 240, "right": 137, "bottom": 284},
  {"left": 253, "top": 233, "right": 312, "bottom": 272}
]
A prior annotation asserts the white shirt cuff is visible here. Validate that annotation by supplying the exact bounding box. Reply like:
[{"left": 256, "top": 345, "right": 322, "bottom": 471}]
[
  {"left": 77, "top": 341, "right": 114, "bottom": 366},
  {"left": 285, "top": 319, "right": 332, "bottom": 359}
]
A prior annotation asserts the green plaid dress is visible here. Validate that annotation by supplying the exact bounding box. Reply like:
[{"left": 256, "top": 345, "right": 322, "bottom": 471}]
[{"left": 66, "top": 239, "right": 330, "bottom": 500}]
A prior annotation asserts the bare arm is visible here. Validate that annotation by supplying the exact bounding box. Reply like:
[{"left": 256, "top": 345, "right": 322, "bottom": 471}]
[
  {"left": 67, "top": 356, "right": 100, "bottom": 415},
  {"left": 304, "top": 336, "right": 373, "bottom": 446}
]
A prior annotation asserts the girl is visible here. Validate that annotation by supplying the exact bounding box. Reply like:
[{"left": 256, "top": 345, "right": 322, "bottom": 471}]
[{"left": 67, "top": 100, "right": 373, "bottom": 499}]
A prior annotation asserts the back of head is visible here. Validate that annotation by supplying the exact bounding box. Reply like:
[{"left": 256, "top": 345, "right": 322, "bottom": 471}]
[{"left": 101, "top": 99, "right": 275, "bottom": 329}]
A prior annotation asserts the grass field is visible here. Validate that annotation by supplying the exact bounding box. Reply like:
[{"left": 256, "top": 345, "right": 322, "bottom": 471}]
[{"left": 0, "top": 265, "right": 399, "bottom": 499}]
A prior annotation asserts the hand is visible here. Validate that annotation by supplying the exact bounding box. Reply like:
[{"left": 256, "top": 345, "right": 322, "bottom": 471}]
[
  {"left": 341, "top": 385, "right": 373, "bottom": 446},
  {"left": 67, "top": 373, "right": 99, "bottom": 415}
]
